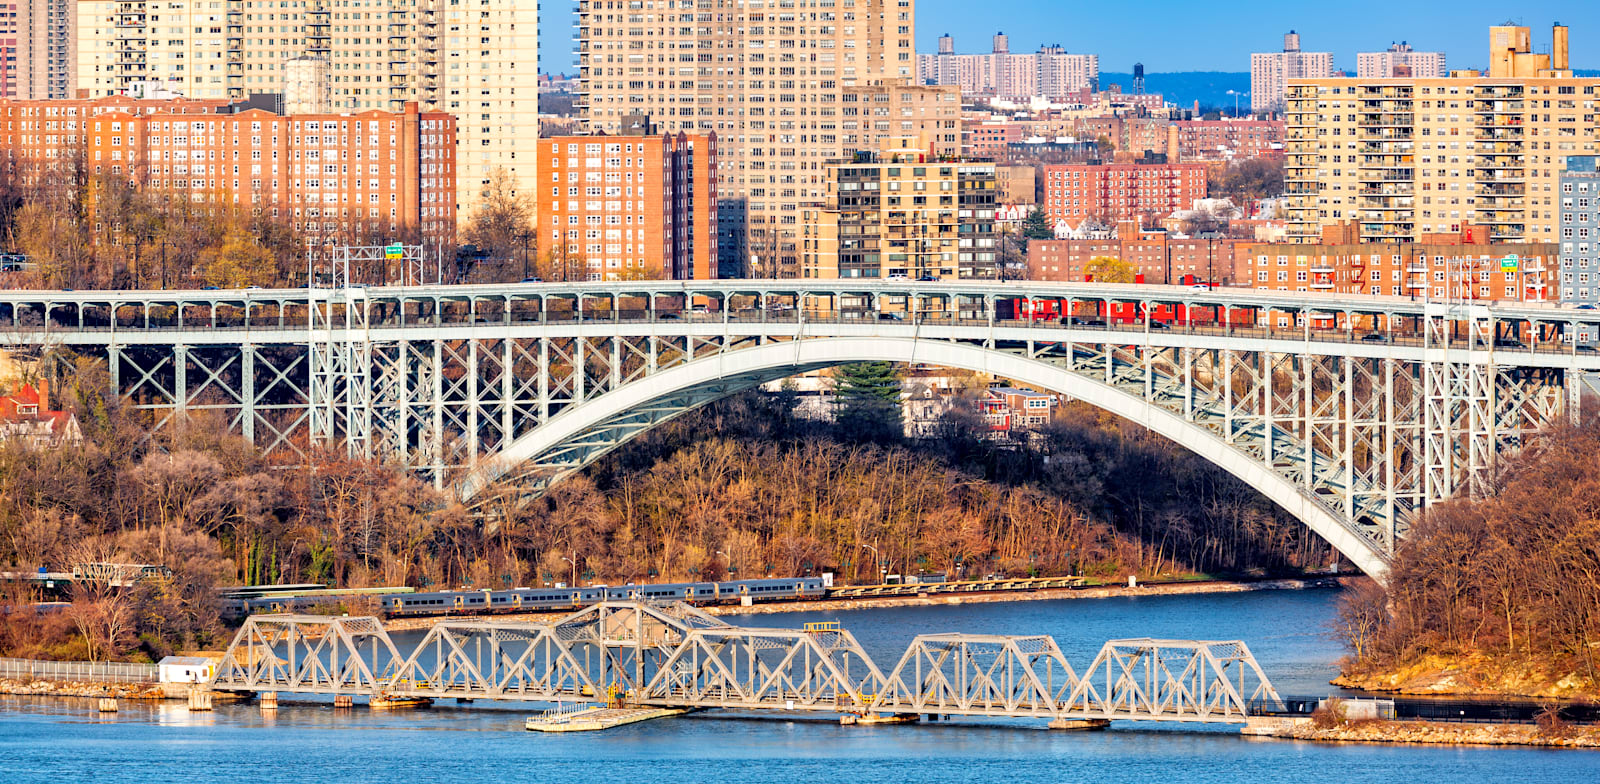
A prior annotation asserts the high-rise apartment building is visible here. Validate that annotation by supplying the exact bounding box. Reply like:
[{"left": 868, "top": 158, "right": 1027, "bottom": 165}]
[
  {"left": 1283, "top": 24, "right": 1599, "bottom": 246},
  {"left": 1251, "top": 31, "right": 1334, "bottom": 114},
  {"left": 1357, "top": 43, "right": 1447, "bottom": 78},
  {"left": 917, "top": 33, "right": 1099, "bottom": 99},
  {"left": 799, "top": 136, "right": 998, "bottom": 280},
  {"left": 1559, "top": 157, "right": 1600, "bottom": 321},
  {"left": 537, "top": 119, "right": 719, "bottom": 281},
  {"left": 74, "top": 0, "right": 537, "bottom": 214},
  {"left": 0, "top": 0, "right": 75, "bottom": 99},
  {"left": 576, "top": 0, "right": 961, "bottom": 278},
  {"left": 0, "top": 96, "right": 457, "bottom": 251}
]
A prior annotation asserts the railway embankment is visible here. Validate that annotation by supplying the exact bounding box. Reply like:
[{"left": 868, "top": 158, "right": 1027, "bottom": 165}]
[{"left": 381, "top": 576, "right": 1339, "bottom": 632}]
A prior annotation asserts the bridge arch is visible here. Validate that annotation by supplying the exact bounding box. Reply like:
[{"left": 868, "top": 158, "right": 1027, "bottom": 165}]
[{"left": 465, "top": 336, "right": 1389, "bottom": 580}]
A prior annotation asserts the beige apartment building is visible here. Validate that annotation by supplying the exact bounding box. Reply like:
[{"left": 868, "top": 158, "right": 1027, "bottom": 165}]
[
  {"left": 74, "top": 0, "right": 538, "bottom": 213},
  {"left": 576, "top": 0, "right": 961, "bottom": 278},
  {"left": 1284, "top": 23, "right": 1600, "bottom": 246},
  {"left": 800, "top": 136, "right": 998, "bottom": 281}
]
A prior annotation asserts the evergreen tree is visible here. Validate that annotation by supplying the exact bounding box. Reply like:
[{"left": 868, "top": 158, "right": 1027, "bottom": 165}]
[
  {"left": 833, "top": 362, "right": 902, "bottom": 443},
  {"left": 1022, "top": 208, "right": 1053, "bottom": 241}
]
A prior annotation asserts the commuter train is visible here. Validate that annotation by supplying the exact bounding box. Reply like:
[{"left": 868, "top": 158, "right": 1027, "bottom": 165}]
[{"left": 231, "top": 577, "right": 827, "bottom": 618}]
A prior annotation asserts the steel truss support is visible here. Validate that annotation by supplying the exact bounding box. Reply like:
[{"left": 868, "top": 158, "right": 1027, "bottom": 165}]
[
  {"left": 869, "top": 634, "right": 1078, "bottom": 718},
  {"left": 1065, "top": 638, "right": 1281, "bottom": 721},
  {"left": 207, "top": 605, "right": 1284, "bottom": 725},
  {"left": 15, "top": 282, "right": 1598, "bottom": 579},
  {"left": 211, "top": 614, "right": 403, "bottom": 694}
]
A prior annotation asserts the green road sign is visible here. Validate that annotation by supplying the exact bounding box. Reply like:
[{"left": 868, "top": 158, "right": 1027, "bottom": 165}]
[
  {"left": 385, "top": 244, "right": 404, "bottom": 259},
  {"left": 1500, "top": 254, "right": 1519, "bottom": 270}
]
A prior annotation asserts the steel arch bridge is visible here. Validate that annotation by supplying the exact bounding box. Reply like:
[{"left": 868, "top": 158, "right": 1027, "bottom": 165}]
[{"left": 5, "top": 279, "right": 1600, "bottom": 579}]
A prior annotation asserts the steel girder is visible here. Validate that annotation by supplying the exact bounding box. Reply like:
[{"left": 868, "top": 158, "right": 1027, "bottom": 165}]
[
  {"left": 869, "top": 634, "right": 1079, "bottom": 718},
  {"left": 207, "top": 605, "right": 1284, "bottom": 724},
  {"left": 11, "top": 282, "right": 1597, "bottom": 575},
  {"left": 1064, "top": 638, "right": 1282, "bottom": 722},
  {"left": 210, "top": 614, "right": 403, "bottom": 694}
]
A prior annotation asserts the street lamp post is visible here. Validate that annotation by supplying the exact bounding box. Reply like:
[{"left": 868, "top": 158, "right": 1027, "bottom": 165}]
[
  {"left": 560, "top": 555, "right": 576, "bottom": 588},
  {"left": 716, "top": 549, "right": 735, "bottom": 577},
  {"left": 518, "top": 230, "right": 532, "bottom": 281},
  {"left": 859, "top": 543, "right": 880, "bottom": 584}
]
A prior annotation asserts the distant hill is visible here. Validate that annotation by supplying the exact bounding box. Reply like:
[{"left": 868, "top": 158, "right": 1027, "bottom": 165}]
[
  {"left": 1099, "top": 70, "right": 1600, "bottom": 111},
  {"left": 1099, "top": 72, "right": 1250, "bottom": 112}
]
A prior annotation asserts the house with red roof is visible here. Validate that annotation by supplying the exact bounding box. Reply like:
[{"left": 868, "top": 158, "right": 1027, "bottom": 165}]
[{"left": 0, "top": 381, "right": 82, "bottom": 447}]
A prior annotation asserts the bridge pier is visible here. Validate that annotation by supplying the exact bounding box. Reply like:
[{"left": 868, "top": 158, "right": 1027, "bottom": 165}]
[{"left": 1048, "top": 718, "right": 1111, "bottom": 731}]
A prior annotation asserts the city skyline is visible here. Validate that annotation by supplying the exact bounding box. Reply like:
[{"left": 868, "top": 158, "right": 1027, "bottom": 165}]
[{"left": 537, "top": 0, "right": 1600, "bottom": 75}]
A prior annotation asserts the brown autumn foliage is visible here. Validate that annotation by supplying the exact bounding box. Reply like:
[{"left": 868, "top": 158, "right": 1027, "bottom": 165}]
[
  {"left": 1, "top": 352, "right": 1338, "bottom": 661},
  {"left": 1337, "top": 420, "right": 1600, "bottom": 696}
]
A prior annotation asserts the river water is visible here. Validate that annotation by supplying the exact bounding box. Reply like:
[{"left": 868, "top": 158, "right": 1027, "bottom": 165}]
[{"left": 3, "top": 588, "right": 1596, "bottom": 783}]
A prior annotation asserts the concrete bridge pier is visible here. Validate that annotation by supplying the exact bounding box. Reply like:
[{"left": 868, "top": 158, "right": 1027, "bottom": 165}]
[{"left": 1048, "top": 718, "right": 1111, "bottom": 731}]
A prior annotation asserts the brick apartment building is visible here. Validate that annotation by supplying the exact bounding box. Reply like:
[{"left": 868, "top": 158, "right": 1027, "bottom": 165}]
[
  {"left": 1027, "top": 221, "right": 1251, "bottom": 285},
  {"left": 0, "top": 96, "right": 456, "bottom": 250},
  {"left": 538, "top": 119, "right": 718, "bottom": 281},
  {"left": 1243, "top": 222, "right": 1557, "bottom": 304},
  {"left": 1042, "top": 157, "right": 1208, "bottom": 228},
  {"left": 1077, "top": 116, "right": 1174, "bottom": 159},
  {"left": 1173, "top": 119, "right": 1285, "bottom": 162},
  {"left": 963, "top": 123, "right": 1024, "bottom": 158}
]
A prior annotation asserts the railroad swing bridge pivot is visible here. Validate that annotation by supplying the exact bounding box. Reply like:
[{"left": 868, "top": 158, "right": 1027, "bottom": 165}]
[{"left": 208, "top": 601, "right": 1284, "bottom": 727}]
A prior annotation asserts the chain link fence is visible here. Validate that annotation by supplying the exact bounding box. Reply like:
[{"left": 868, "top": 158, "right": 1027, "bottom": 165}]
[{"left": 0, "top": 657, "right": 158, "bottom": 684}]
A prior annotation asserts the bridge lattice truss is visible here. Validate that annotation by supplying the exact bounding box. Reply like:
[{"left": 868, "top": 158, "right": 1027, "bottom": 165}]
[
  {"left": 209, "top": 603, "right": 1282, "bottom": 724},
  {"left": 5, "top": 280, "right": 1598, "bottom": 574}
]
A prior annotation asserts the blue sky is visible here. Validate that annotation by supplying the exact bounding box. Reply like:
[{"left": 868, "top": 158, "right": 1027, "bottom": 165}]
[{"left": 537, "top": 1, "right": 1599, "bottom": 75}]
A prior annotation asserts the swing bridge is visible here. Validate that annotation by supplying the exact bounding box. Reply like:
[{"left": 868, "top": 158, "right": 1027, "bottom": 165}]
[{"left": 208, "top": 601, "right": 1285, "bottom": 728}]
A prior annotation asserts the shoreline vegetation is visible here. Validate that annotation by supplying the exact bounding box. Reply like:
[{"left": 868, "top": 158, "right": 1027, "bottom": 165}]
[
  {"left": 1, "top": 373, "right": 1340, "bottom": 664},
  {"left": 1329, "top": 421, "right": 1600, "bottom": 707}
]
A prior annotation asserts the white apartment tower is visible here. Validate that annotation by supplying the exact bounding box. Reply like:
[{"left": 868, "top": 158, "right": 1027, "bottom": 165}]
[
  {"left": 917, "top": 33, "right": 1098, "bottom": 99},
  {"left": 1357, "top": 43, "right": 1447, "bottom": 78},
  {"left": 577, "top": 0, "right": 963, "bottom": 278},
  {"left": 1251, "top": 30, "right": 1333, "bottom": 114},
  {"left": 74, "top": 0, "right": 540, "bottom": 213}
]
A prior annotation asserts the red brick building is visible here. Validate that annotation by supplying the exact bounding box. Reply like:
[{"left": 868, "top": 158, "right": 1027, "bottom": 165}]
[
  {"left": 0, "top": 96, "right": 457, "bottom": 251},
  {"left": 962, "top": 122, "right": 1024, "bottom": 158},
  {"left": 1242, "top": 222, "right": 1556, "bottom": 305},
  {"left": 1174, "top": 119, "right": 1285, "bottom": 162},
  {"left": 1042, "top": 158, "right": 1208, "bottom": 228},
  {"left": 1027, "top": 221, "right": 1252, "bottom": 285},
  {"left": 539, "top": 123, "right": 719, "bottom": 281}
]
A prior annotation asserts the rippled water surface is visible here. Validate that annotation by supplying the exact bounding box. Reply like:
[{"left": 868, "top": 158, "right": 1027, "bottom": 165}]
[{"left": 4, "top": 588, "right": 1596, "bottom": 783}]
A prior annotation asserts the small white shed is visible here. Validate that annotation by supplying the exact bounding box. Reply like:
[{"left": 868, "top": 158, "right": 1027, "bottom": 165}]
[{"left": 158, "top": 656, "right": 216, "bottom": 684}]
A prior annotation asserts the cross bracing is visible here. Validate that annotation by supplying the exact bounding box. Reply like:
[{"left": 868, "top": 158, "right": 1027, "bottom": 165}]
[
  {"left": 210, "top": 603, "right": 1282, "bottom": 725},
  {"left": 4, "top": 280, "right": 1598, "bottom": 578}
]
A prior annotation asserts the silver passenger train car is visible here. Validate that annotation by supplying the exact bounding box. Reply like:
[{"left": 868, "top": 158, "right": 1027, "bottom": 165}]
[{"left": 235, "top": 577, "right": 827, "bottom": 617}]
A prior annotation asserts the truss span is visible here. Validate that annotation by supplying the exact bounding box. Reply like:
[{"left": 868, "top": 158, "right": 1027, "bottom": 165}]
[{"left": 208, "top": 604, "right": 1281, "bottom": 726}]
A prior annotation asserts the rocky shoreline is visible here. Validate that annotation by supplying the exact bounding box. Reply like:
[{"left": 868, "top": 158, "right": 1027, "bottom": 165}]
[
  {"left": 1331, "top": 653, "right": 1600, "bottom": 704},
  {"left": 0, "top": 677, "right": 171, "bottom": 700},
  {"left": 1266, "top": 719, "right": 1600, "bottom": 748}
]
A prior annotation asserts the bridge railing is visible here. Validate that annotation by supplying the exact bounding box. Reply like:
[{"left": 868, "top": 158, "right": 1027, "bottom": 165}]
[{"left": 0, "top": 657, "right": 157, "bottom": 684}]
